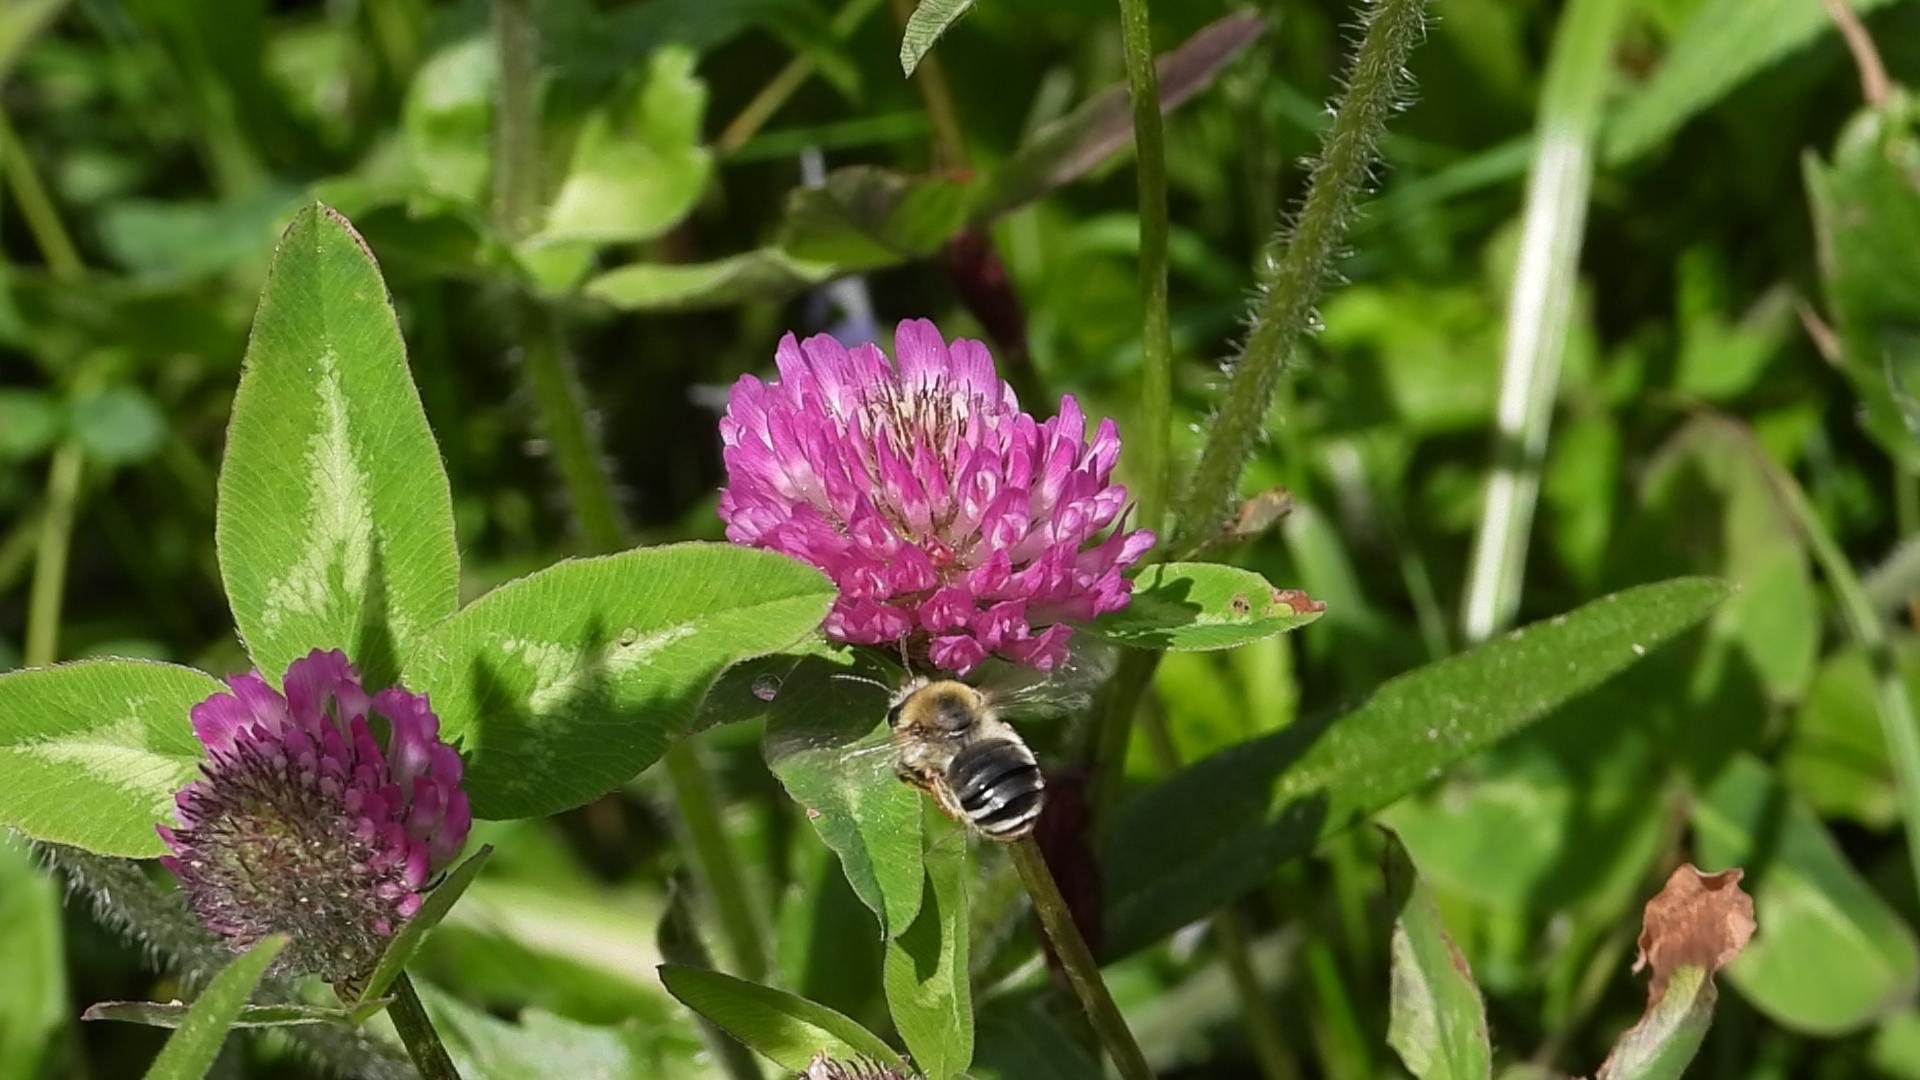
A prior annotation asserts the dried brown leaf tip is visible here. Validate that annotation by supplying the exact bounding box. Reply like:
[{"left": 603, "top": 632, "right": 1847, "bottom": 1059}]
[{"left": 1632, "top": 864, "right": 1756, "bottom": 996}]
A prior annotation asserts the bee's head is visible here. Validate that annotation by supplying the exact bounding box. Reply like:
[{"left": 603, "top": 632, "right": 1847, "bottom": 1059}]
[{"left": 891, "top": 679, "right": 985, "bottom": 736}]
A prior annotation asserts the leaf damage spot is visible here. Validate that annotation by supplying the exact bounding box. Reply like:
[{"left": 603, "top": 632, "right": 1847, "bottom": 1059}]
[
  {"left": 1270, "top": 588, "right": 1327, "bottom": 617},
  {"left": 1632, "top": 863, "right": 1756, "bottom": 998}
]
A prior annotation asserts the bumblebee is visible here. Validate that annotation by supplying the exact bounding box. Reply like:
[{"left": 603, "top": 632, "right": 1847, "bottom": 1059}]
[{"left": 887, "top": 677, "right": 1046, "bottom": 841}]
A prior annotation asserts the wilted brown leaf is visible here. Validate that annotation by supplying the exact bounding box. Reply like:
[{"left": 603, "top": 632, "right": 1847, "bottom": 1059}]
[{"left": 1631, "top": 864, "right": 1756, "bottom": 998}]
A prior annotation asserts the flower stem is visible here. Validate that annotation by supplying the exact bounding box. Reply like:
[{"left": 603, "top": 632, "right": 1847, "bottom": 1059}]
[
  {"left": 886, "top": 0, "right": 969, "bottom": 168},
  {"left": 1171, "top": 0, "right": 1428, "bottom": 552},
  {"left": 24, "top": 444, "right": 83, "bottom": 667},
  {"left": 1114, "top": 0, "right": 1174, "bottom": 539},
  {"left": 387, "top": 972, "right": 463, "bottom": 1080},
  {"left": 489, "top": 0, "right": 768, "bottom": 983},
  {"left": 1009, "top": 836, "right": 1154, "bottom": 1080},
  {"left": 714, "top": 0, "right": 888, "bottom": 156},
  {"left": 1457, "top": 0, "right": 1628, "bottom": 641}
]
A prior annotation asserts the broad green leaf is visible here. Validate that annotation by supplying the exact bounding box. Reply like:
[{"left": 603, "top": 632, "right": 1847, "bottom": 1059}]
[
  {"left": 778, "top": 166, "right": 976, "bottom": 271},
  {"left": 775, "top": 827, "right": 887, "bottom": 1024},
  {"left": 1595, "top": 967, "right": 1714, "bottom": 1080},
  {"left": 973, "top": 996, "right": 1102, "bottom": 1080},
  {"left": 0, "top": 660, "right": 214, "bottom": 857},
  {"left": 659, "top": 964, "right": 900, "bottom": 1070},
  {"left": 584, "top": 248, "right": 836, "bottom": 312},
  {"left": 1102, "top": 577, "right": 1730, "bottom": 958},
  {"left": 764, "top": 653, "right": 926, "bottom": 937},
  {"left": 216, "top": 204, "right": 459, "bottom": 690},
  {"left": 405, "top": 543, "right": 834, "bottom": 818},
  {"left": 0, "top": 390, "right": 60, "bottom": 460},
  {"left": 355, "top": 845, "right": 493, "bottom": 1004},
  {"left": 533, "top": 47, "right": 713, "bottom": 247},
  {"left": 1781, "top": 641, "right": 1919, "bottom": 829},
  {"left": 83, "top": 1000, "right": 388, "bottom": 1029},
  {"left": 1606, "top": 0, "right": 1904, "bottom": 162},
  {"left": 1693, "top": 755, "right": 1920, "bottom": 1034},
  {"left": 1084, "top": 562, "right": 1324, "bottom": 651},
  {"left": 0, "top": 838, "right": 64, "bottom": 1079},
  {"left": 882, "top": 808, "right": 972, "bottom": 1080},
  {"left": 142, "top": 935, "right": 285, "bottom": 1080},
  {"left": 978, "top": 12, "right": 1267, "bottom": 219},
  {"left": 1385, "top": 837, "right": 1492, "bottom": 1080},
  {"left": 899, "top": 0, "right": 973, "bottom": 77},
  {"left": 71, "top": 386, "right": 167, "bottom": 465},
  {"left": 421, "top": 982, "right": 706, "bottom": 1080},
  {"left": 1805, "top": 102, "right": 1920, "bottom": 469},
  {"left": 402, "top": 37, "right": 494, "bottom": 206}
]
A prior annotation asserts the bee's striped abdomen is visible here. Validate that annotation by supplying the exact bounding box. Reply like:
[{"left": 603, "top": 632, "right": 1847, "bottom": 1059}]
[{"left": 947, "top": 738, "right": 1045, "bottom": 840}]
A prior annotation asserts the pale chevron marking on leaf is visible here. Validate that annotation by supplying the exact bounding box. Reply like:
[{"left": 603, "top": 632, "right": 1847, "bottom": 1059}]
[
  {"left": 257, "top": 346, "right": 375, "bottom": 641},
  {"left": 15, "top": 712, "right": 199, "bottom": 822},
  {"left": 501, "top": 624, "right": 699, "bottom": 719}
]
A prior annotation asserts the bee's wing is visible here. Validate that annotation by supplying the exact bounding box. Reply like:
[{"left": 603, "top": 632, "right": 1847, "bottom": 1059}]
[{"left": 976, "top": 639, "right": 1117, "bottom": 722}]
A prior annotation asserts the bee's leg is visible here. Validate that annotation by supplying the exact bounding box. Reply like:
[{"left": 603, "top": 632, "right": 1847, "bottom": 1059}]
[{"left": 894, "top": 762, "right": 937, "bottom": 793}]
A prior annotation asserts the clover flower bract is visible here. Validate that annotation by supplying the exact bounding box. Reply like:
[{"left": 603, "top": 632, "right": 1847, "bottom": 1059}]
[
  {"left": 719, "top": 319, "right": 1154, "bottom": 674},
  {"left": 158, "top": 649, "right": 471, "bottom": 983}
]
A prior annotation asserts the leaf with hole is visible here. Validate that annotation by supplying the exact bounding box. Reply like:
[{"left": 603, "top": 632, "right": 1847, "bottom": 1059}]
[{"left": 1084, "top": 562, "right": 1324, "bottom": 651}]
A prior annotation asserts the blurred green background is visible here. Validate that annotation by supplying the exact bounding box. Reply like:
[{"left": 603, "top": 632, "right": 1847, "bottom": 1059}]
[{"left": 5, "top": 0, "right": 1920, "bottom": 1076}]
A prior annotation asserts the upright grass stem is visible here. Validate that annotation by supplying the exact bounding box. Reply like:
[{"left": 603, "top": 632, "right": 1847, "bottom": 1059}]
[
  {"left": 387, "top": 972, "right": 463, "bottom": 1080},
  {"left": 1115, "top": 0, "right": 1174, "bottom": 538},
  {"left": 1010, "top": 837, "right": 1155, "bottom": 1080},
  {"left": 714, "top": 0, "right": 888, "bottom": 156},
  {"left": 1171, "top": 0, "right": 1428, "bottom": 553},
  {"left": 1766, "top": 451, "right": 1920, "bottom": 902},
  {"left": 1457, "top": 0, "right": 1628, "bottom": 641},
  {"left": 24, "top": 444, "right": 82, "bottom": 668},
  {"left": 489, "top": 0, "right": 769, "bottom": 990}
]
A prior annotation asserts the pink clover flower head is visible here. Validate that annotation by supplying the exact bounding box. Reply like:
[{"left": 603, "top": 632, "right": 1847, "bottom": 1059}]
[
  {"left": 158, "top": 648, "right": 471, "bottom": 983},
  {"left": 719, "top": 318, "right": 1155, "bottom": 674}
]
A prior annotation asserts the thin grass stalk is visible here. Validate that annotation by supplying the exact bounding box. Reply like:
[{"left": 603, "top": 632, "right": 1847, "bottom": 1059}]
[
  {"left": 1767, "top": 456, "right": 1920, "bottom": 904},
  {"left": 886, "top": 0, "right": 969, "bottom": 168},
  {"left": 714, "top": 0, "right": 888, "bottom": 156},
  {"left": 1170, "top": 0, "right": 1429, "bottom": 553},
  {"left": 1115, "top": 0, "right": 1174, "bottom": 538},
  {"left": 24, "top": 445, "right": 82, "bottom": 668},
  {"left": 1457, "top": 0, "right": 1628, "bottom": 641}
]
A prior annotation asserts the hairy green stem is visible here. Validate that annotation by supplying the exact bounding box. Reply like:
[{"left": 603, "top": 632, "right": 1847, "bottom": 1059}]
[
  {"left": 1171, "top": 0, "right": 1428, "bottom": 552},
  {"left": 491, "top": 0, "right": 541, "bottom": 242},
  {"left": 1010, "top": 837, "right": 1155, "bottom": 1080},
  {"left": 714, "top": 0, "right": 887, "bottom": 156},
  {"left": 1115, "top": 0, "right": 1174, "bottom": 538},
  {"left": 489, "top": 0, "right": 767, "bottom": 982},
  {"left": 24, "top": 444, "right": 83, "bottom": 668},
  {"left": 388, "top": 972, "right": 463, "bottom": 1080},
  {"left": 1458, "top": 0, "right": 1627, "bottom": 640},
  {"left": 41, "top": 845, "right": 413, "bottom": 1078},
  {"left": 887, "top": 0, "right": 969, "bottom": 168}
]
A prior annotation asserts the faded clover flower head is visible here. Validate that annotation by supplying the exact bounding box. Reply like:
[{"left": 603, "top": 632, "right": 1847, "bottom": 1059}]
[
  {"left": 158, "top": 649, "right": 471, "bottom": 983},
  {"left": 800, "top": 1051, "right": 918, "bottom": 1080},
  {"left": 719, "top": 319, "right": 1155, "bottom": 674}
]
